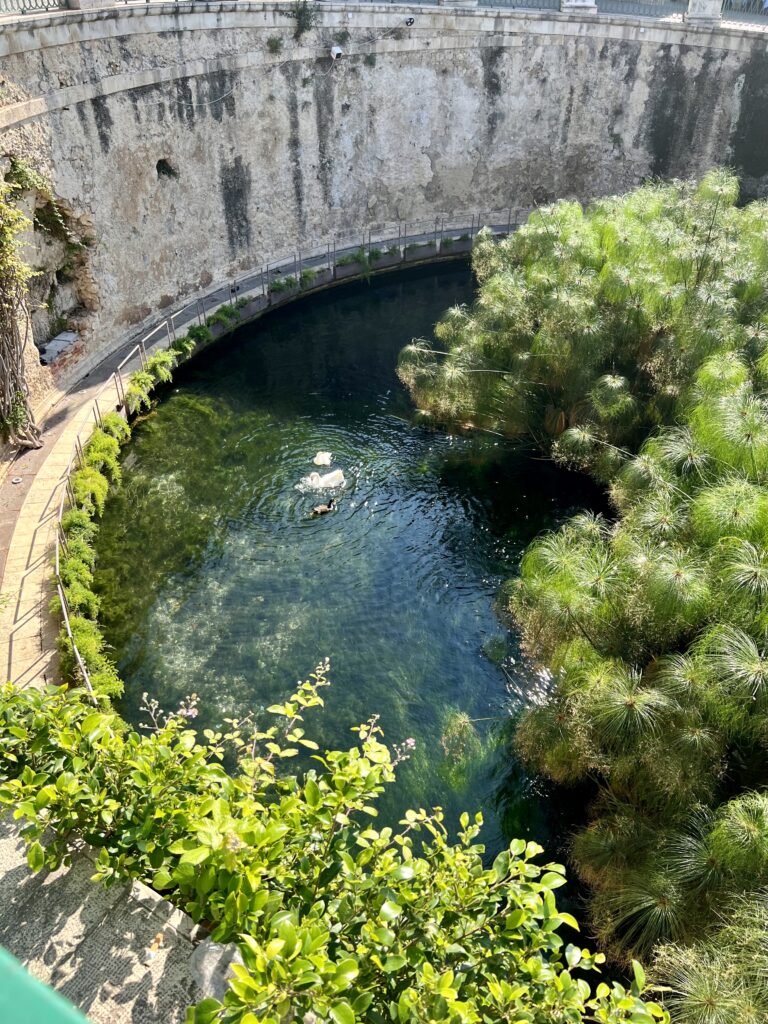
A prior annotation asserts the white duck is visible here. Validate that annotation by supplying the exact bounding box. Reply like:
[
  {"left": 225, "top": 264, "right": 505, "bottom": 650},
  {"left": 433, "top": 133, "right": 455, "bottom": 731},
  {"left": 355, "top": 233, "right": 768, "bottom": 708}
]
[
  {"left": 313, "top": 451, "right": 332, "bottom": 466},
  {"left": 306, "top": 469, "right": 345, "bottom": 489}
]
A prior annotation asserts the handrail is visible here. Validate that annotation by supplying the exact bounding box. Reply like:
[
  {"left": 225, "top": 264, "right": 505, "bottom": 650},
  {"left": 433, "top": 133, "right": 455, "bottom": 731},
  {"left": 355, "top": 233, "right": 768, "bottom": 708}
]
[
  {"left": 52, "top": 216, "right": 512, "bottom": 701},
  {"left": 1, "top": 0, "right": 763, "bottom": 26}
]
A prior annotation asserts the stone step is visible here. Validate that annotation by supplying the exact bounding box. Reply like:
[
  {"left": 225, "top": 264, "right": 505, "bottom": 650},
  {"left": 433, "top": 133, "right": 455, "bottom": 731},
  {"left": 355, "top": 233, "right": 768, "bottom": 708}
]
[{"left": 0, "top": 816, "right": 236, "bottom": 1024}]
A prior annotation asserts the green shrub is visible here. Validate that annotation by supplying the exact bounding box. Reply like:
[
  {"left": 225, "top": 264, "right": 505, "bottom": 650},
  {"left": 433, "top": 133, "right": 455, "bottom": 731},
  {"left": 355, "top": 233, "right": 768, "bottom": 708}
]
[
  {"left": 62, "top": 579, "right": 100, "bottom": 620},
  {"left": 299, "top": 267, "right": 317, "bottom": 289},
  {"left": 84, "top": 428, "right": 121, "bottom": 483},
  {"left": 206, "top": 303, "right": 240, "bottom": 329},
  {"left": 56, "top": 617, "right": 123, "bottom": 699},
  {"left": 70, "top": 466, "right": 109, "bottom": 516},
  {"left": 269, "top": 275, "right": 297, "bottom": 294},
  {"left": 266, "top": 35, "right": 283, "bottom": 54},
  {"left": 399, "top": 171, "right": 768, "bottom": 971},
  {"left": 61, "top": 507, "right": 98, "bottom": 543},
  {"left": 0, "top": 674, "right": 665, "bottom": 1024},
  {"left": 146, "top": 348, "right": 176, "bottom": 385},
  {"left": 99, "top": 411, "right": 130, "bottom": 443},
  {"left": 172, "top": 333, "right": 197, "bottom": 357},
  {"left": 186, "top": 324, "right": 213, "bottom": 346},
  {"left": 336, "top": 246, "right": 366, "bottom": 267},
  {"left": 125, "top": 369, "right": 155, "bottom": 414}
]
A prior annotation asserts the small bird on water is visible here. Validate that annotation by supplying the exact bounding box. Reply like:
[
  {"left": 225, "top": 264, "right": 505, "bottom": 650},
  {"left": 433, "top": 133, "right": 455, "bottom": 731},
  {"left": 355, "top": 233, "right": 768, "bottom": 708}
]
[{"left": 312, "top": 497, "right": 336, "bottom": 516}]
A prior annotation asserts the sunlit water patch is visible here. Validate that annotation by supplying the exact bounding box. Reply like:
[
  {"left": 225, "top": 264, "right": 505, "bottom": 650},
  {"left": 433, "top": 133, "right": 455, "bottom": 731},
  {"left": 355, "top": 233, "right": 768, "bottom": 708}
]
[{"left": 94, "top": 265, "right": 605, "bottom": 856}]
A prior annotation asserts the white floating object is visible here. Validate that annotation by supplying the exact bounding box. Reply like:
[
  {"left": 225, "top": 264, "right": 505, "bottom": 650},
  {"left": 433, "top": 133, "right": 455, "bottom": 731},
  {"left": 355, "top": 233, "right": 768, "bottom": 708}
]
[
  {"left": 313, "top": 451, "right": 332, "bottom": 466},
  {"left": 304, "top": 469, "right": 346, "bottom": 489}
]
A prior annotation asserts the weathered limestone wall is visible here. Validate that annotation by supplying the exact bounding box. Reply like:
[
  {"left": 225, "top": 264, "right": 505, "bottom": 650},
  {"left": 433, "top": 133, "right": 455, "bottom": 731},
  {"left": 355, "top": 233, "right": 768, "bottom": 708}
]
[{"left": 1, "top": 3, "right": 768, "bottom": 380}]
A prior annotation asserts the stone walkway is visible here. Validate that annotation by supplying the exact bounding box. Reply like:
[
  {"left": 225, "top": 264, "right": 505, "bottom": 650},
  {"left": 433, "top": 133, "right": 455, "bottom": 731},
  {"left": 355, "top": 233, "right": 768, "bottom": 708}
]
[
  {"left": 0, "top": 818, "right": 199, "bottom": 1024},
  {"left": 0, "top": 343, "right": 144, "bottom": 689}
]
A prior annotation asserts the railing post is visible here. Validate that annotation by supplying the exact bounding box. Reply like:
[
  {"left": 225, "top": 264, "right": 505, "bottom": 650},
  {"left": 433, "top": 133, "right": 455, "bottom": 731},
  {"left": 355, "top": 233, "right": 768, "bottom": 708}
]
[
  {"left": 684, "top": 0, "right": 722, "bottom": 22},
  {"left": 115, "top": 368, "right": 126, "bottom": 408}
]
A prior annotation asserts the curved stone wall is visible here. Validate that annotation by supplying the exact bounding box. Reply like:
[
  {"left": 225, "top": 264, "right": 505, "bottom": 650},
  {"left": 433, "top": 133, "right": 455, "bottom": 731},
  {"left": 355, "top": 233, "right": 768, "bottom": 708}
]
[{"left": 2, "top": 2, "right": 768, "bottom": 379}]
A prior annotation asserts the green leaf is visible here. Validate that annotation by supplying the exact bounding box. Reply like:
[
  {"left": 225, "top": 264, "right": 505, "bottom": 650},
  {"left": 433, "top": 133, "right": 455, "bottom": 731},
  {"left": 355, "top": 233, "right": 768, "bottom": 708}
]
[
  {"left": 492, "top": 850, "right": 510, "bottom": 880},
  {"left": 632, "top": 959, "right": 647, "bottom": 992},
  {"left": 379, "top": 899, "right": 403, "bottom": 922},
  {"left": 153, "top": 868, "right": 174, "bottom": 890},
  {"left": 27, "top": 841, "right": 45, "bottom": 872},
  {"left": 329, "top": 1001, "right": 355, "bottom": 1024},
  {"left": 305, "top": 778, "right": 321, "bottom": 808},
  {"left": 383, "top": 955, "right": 406, "bottom": 973},
  {"left": 539, "top": 870, "right": 567, "bottom": 890},
  {"left": 179, "top": 846, "right": 209, "bottom": 866}
]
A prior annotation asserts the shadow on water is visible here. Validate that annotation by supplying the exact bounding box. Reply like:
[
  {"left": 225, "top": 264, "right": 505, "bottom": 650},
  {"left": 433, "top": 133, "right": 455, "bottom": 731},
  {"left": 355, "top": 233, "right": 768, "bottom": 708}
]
[{"left": 94, "top": 263, "right": 607, "bottom": 858}]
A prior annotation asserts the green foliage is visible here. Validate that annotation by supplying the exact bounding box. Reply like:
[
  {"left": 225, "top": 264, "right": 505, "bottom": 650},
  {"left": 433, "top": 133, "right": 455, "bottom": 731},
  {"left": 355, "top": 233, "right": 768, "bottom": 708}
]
[
  {"left": 5, "top": 157, "right": 76, "bottom": 246},
  {"left": 398, "top": 174, "right": 768, "bottom": 990},
  {"left": 289, "top": 0, "right": 318, "bottom": 39},
  {"left": 0, "top": 673, "right": 665, "bottom": 1024},
  {"left": 100, "top": 411, "right": 130, "bottom": 443},
  {"left": 56, "top": 616, "right": 123, "bottom": 699},
  {"left": 146, "top": 348, "right": 177, "bottom": 385},
  {"left": 336, "top": 248, "right": 367, "bottom": 268},
  {"left": 173, "top": 333, "right": 198, "bottom": 358},
  {"left": 270, "top": 275, "right": 298, "bottom": 294},
  {"left": 299, "top": 267, "right": 317, "bottom": 288},
  {"left": 71, "top": 465, "right": 109, "bottom": 516},
  {"left": 186, "top": 324, "right": 214, "bottom": 347},
  {"left": 206, "top": 304, "right": 241, "bottom": 330},
  {"left": 267, "top": 35, "right": 284, "bottom": 54},
  {"left": 84, "top": 428, "right": 122, "bottom": 483},
  {"left": 399, "top": 171, "right": 764, "bottom": 453}
]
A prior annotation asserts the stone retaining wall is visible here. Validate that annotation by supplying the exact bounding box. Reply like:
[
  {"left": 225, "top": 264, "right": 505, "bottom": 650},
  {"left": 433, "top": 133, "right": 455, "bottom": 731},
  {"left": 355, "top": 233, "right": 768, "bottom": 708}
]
[{"left": 1, "top": 2, "right": 768, "bottom": 385}]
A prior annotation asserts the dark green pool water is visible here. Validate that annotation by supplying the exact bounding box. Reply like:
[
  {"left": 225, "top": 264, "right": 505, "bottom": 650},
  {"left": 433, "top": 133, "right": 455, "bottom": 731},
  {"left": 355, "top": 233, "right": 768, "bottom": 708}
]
[{"left": 94, "top": 264, "right": 603, "bottom": 855}]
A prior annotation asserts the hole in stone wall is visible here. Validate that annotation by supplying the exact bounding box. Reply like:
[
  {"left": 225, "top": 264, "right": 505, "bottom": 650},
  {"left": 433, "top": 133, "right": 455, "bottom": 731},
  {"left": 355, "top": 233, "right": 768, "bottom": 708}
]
[{"left": 156, "top": 159, "right": 179, "bottom": 180}]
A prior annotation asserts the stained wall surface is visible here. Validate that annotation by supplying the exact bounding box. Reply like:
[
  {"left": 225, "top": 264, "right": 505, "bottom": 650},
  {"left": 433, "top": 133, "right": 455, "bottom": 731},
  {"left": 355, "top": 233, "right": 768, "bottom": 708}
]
[{"left": 2, "top": 2, "right": 768, "bottom": 374}]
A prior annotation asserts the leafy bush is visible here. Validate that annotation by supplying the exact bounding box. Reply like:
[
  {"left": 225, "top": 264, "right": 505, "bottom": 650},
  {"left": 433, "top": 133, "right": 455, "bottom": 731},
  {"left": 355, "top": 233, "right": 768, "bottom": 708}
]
[
  {"left": 206, "top": 304, "right": 240, "bottom": 329},
  {"left": 146, "top": 348, "right": 177, "bottom": 385},
  {"left": 125, "top": 369, "right": 155, "bottom": 414},
  {"left": 100, "top": 411, "right": 130, "bottom": 443},
  {"left": 267, "top": 35, "right": 283, "bottom": 54},
  {"left": 299, "top": 267, "right": 317, "bottom": 289},
  {"left": 186, "top": 324, "right": 214, "bottom": 347},
  {"left": 336, "top": 248, "right": 366, "bottom": 268},
  {"left": 173, "top": 333, "right": 197, "bottom": 358},
  {"left": 61, "top": 507, "right": 98, "bottom": 544},
  {"left": 70, "top": 466, "right": 109, "bottom": 516},
  {"left": 0, "top": 672, "right": 665, "bottom": 1024},
  {"left": 84, "top": 428, "right": 122, "bottom": 483},
  {"left": 56, "top": 616, "right": 122, "bottom": 699},
  {"left": 270, "top": 275, "right": 297, "bottom": 294}
]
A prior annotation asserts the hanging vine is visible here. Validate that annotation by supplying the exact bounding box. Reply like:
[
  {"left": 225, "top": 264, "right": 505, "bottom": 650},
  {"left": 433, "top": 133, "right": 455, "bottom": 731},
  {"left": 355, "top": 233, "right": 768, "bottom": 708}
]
[{"left": 0, "top": 174, "right": 42, "bottom": 449}]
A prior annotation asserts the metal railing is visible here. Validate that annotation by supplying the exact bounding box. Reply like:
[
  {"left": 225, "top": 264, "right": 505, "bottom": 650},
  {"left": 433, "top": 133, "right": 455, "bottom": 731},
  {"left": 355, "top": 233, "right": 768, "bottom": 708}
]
[
  {"left": 53, "top": 213, "right": 522, "bottom": 699},
  {"left": 0, "top": 0, "right": 744, "bottom": 22},
  {"left": 596, "top": 0, "right": 685, "bottom": 15},
  {"left": 0, "top": 0, "right": 65, "bottom": 13},
  {"left": 722, "top": 0, "right": 768, "bottom": 20}
]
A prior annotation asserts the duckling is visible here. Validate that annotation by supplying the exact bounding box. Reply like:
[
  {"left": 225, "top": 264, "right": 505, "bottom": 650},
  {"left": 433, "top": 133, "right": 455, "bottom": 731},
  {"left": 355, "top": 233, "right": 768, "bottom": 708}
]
[{"left": 312, "top": 497, "right": 336, "bottom": 516}]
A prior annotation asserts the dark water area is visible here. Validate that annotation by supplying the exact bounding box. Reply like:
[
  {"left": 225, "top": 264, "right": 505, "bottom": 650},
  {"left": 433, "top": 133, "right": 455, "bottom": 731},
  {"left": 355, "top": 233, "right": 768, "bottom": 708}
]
[{"left": 94, "top": 264, "right": 605, "bottom": 858}]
